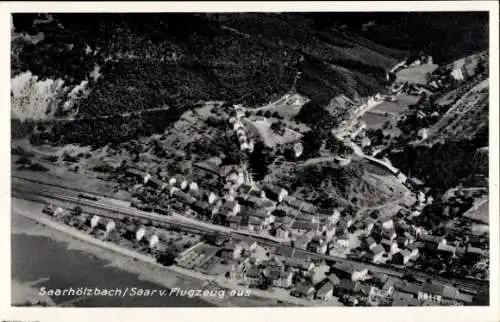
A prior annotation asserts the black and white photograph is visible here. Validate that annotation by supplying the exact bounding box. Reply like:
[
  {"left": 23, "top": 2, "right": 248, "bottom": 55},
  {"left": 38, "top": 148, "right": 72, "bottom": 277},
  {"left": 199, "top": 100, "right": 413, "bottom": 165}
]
[{"left": 2, "top": 2, "right": 499, "bottom": 319}]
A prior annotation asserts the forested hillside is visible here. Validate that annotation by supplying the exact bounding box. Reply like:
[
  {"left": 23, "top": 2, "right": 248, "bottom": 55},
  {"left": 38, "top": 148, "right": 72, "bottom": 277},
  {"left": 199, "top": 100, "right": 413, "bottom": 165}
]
[{"left": 11, "top": 12, "right": 489, "bottom": 147}]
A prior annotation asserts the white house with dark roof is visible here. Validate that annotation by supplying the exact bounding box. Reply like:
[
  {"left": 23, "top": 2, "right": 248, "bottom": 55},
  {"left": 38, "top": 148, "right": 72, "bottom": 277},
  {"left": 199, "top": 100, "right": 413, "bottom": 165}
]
[
  {"left": 276, "top": 225, "right": 291, "bottom": 240},
  {"left": 88, "top": 215, "right": 100, "bottom": 230},
  {"left": 221, "top": 200, "right": 241, "bottom": 216},
  {"left": 381, "top": 238, "right": 399, "bottom": 254},
  {"left": 392, "top": 249, "right": 412, "bottom": 265},
  {"left": 143, "top": 230, "right": 160, "bottom": 249},
  {"left": 98, "top": 218, "right": 116, "bottom": 233},
  {"left": 263, "top": 185, "right": 288, "bottom": 203},
  {"left": 371, "top": 244, "right": 386, "bottom": 264},
  {"left": 135, "top": 226, "right": 146, "bottom": 242},
  {"left": 331, "top": 263, "right": 368, "bottom": 282}
]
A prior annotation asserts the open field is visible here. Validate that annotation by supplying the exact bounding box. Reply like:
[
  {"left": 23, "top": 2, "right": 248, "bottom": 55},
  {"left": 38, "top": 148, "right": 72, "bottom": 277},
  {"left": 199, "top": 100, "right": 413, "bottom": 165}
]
[
  {"left": 463, "top": 198, "right": 489, "bottom": 224},
  {"left": 245, "top": 118, "right": 303, "bottom": 148},
  {"left": 252, "top": 93, "right": 310, "bottom": 119},
  {"left": 371, "top": 95, "right": 420, "bottom": 114},
  {"left": 361, "top": 94, "right": 419, "bottom": 129},
  {"left": 361, "top": 112, "right": 388, "bottom": 129},
  {"left": 395, "top": 63, "right": 438, "bottom": 84}
]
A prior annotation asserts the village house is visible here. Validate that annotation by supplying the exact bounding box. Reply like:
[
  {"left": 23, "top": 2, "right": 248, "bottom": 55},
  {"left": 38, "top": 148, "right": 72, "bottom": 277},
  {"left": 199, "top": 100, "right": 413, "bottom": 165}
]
[
  {"left": 274, "top": 217, "right": 293, "bottom": 228},
  {"left": 168, "top": 175, "right": 185, "bottom": 189},
  {"left": 274, "top": 270, "right": 295, "bottom": 289},
  {"left": 72, "top": 214, "right": 88, "bottom": 229},
  {"left": 381, "top": 238, "right": 399, "bottom": 255},
  {"left": 135, "top": 226, "right": 146, "bottom": 242},
  {"left": 392, "top": 291, "right": 420, "bottom": 306},
  {"left": 296, "top": 212, "right": 319, "bottom": 223},
  {"left": 322, "top": 225, "right": 336, "bottom": 242},
  {"left": 382, "top": 228, "right": 397, "bottom": 241},
  {"left": 466, "top": 246, "right": 488, "bottom": 259},
  {"left": 395, "top": 220, "right": 410, "bottom": 234},
  {"left": 437, "top": 243, "right": 457, "bottom": 255},
  {"left": 371, "top": 244, "right": 386, "bottom": 264},
  {"left": 335, "top": 234, "right": 350, "bottom": 248},
  {"left": 237, "top": 183, "right": 253, "bottom": 196},
  {"left": 404, "top": 231, "right": 417, "bottom": 244},
  {"left": 230, "top": 264, "right": 247, "bottom": 282},
  {"left": 146, "top": 177, "right": 168, "bottom": 191},
  {"left": 291, "top": 281, "right": 315, "bottom": 299},
  {"left": 221, "top": 200, "right": 241, "bottom": 216},
  {"left": 172, "top": 189, "right": 192, "bottom": 204},
  {"left": 392, "top": 249, "right": 412, "bottom": 265},
  {"left": 455, "top": 293, "right": 474, "bottom": 305},
  {"left": 249, "top": 188, "right": 267, "bottom": 199},
  {"left": 188, "top": 181, "right": 199, "bottom": 192},
  {"left": 125, "top": 168, "right": 149, "bottom": 184},
  {"left": 273, "top": 215, "right": 293, "bottom": 226},
  {"left": 294, "top": 233, "right": 313, "bottom": 250},
  {"left": 203, "top": 191, "right": 219, "bottom": 205},
  {"left": 168, "top": 185, "right": 180, "bottom": 196},
  {"left": 240, "top": 240, "right": 258, "bottom": 253},
  {"left": 316, "top": 281, "right": 335, "bottom": 301},
  {"left": 219, "top": 240, "right": 244, "bottom": 260},
  {"left": 247, "top": 255, "right": 263, "bottom": 267},
  {"left": 395, "top": 282, "right": 421, "bottom": 299},
  {"left": 407, "top": 244, "right": 420, "bottom": 259},
  {"left": 142, "top": 230, "right": 160, "bottom": 249},
  {"left": 363, "top": 218, "right": 375, "bottom": 234},
  {"left": 42, "top": 204, "right": 54, "bottom": 215},
  {"left": 275, "top": 225, "right": 291, "bottom": 240},
  {"left": 264, "top": 267, "right": 294, "bottom": 289},
  {"left": 46, "top": 206, "right": 64, "bottom": 217},
  {"left": 335, "top": 279, "right": 362, "bottom": 297},
  {"left": 285, "top": 196, "right": 304, "bottom": 210},
  {"left": 380, "top": 217, "right": 395, "bottom": 230},
  {"left": 300, "top": 202, "right": 317, "bottom": 214},
  {"left": 193, "top": 198, "right": 212, "bottom": 215},
  {"left": 88, "top": 214, "right": 100, "bottom": 230},
  {"left": 363, "top": 236, "right": 377, "bottom": 251},
  {"left": 124, "top": 225, "right": 146, "bottom": 242},
  {"left": 245, "top": 216, "right": 265, "bottom": 232},
  {"left": 263, "top": 185, "right": 288, "bottom": 203},
  {"left": 227, "top": 216, "right": 243, "bottom": 230},
  {"left": 420, "top": 234, "right": 447, "bottom": 250},
  {"left": 325, "top": 209, "right": 341, "bottom": 225},
  {"left": 284, "top": 258, "right": 315, "bottom": 274},
  {"left": 339, "top": 216, "right": 354, "bottom": 229},
  {"left": 97, "top": 218, "right": 116, "bottom": 233},
  {"left": 379, "top": 277, "right": 399, "bottom": 297},
  {"left": 331, "top": 263, "right": 368, "bottom": 282},
  {"left": 327, "top": 272, "right": 341, "bottom": 286},
  {"left": 396, "top": 235, "right": 409, "bottom": 249},
  {"left": 291, "top": 221, "right": 320, "bottom": 235},
  {"left": 307, "top": 237, "right": 328, "bottom": 254},
  {"left": 246, "top": 267, "right": 264, "bottom": 287},
  {"left": 252, "top": 210, "right": 274, "bottom": 226},
  {"left": 271, "top": 207, "right": 288, "bottom": 218}
]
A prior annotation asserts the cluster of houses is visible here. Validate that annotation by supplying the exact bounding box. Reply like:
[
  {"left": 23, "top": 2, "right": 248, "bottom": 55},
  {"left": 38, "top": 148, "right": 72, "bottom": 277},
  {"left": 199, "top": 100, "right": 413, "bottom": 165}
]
[
  {"left": 230, "top": 104, "right": 254, "bottom": 152},
  {"left": 42, "top": 200, "right": 178, "bottom": 254},
  {"left": 294, "top": 261, "right": 473, "bottom": 306},
  {"left": 218, "top": 235, "right": 476, "bottom": 307}
]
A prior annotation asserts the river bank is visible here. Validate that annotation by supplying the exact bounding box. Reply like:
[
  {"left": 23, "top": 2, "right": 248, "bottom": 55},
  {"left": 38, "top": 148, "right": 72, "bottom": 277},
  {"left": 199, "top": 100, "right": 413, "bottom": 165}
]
[{"left": 11, "top": 198, "right": 299, "bottom": 307}]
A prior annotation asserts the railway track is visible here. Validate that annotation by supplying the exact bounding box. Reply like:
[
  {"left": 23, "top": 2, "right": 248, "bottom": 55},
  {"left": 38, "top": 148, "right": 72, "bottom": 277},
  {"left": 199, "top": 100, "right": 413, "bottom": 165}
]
[{"left": 12, "top": 179, "right": 488, "bottom": 294}]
